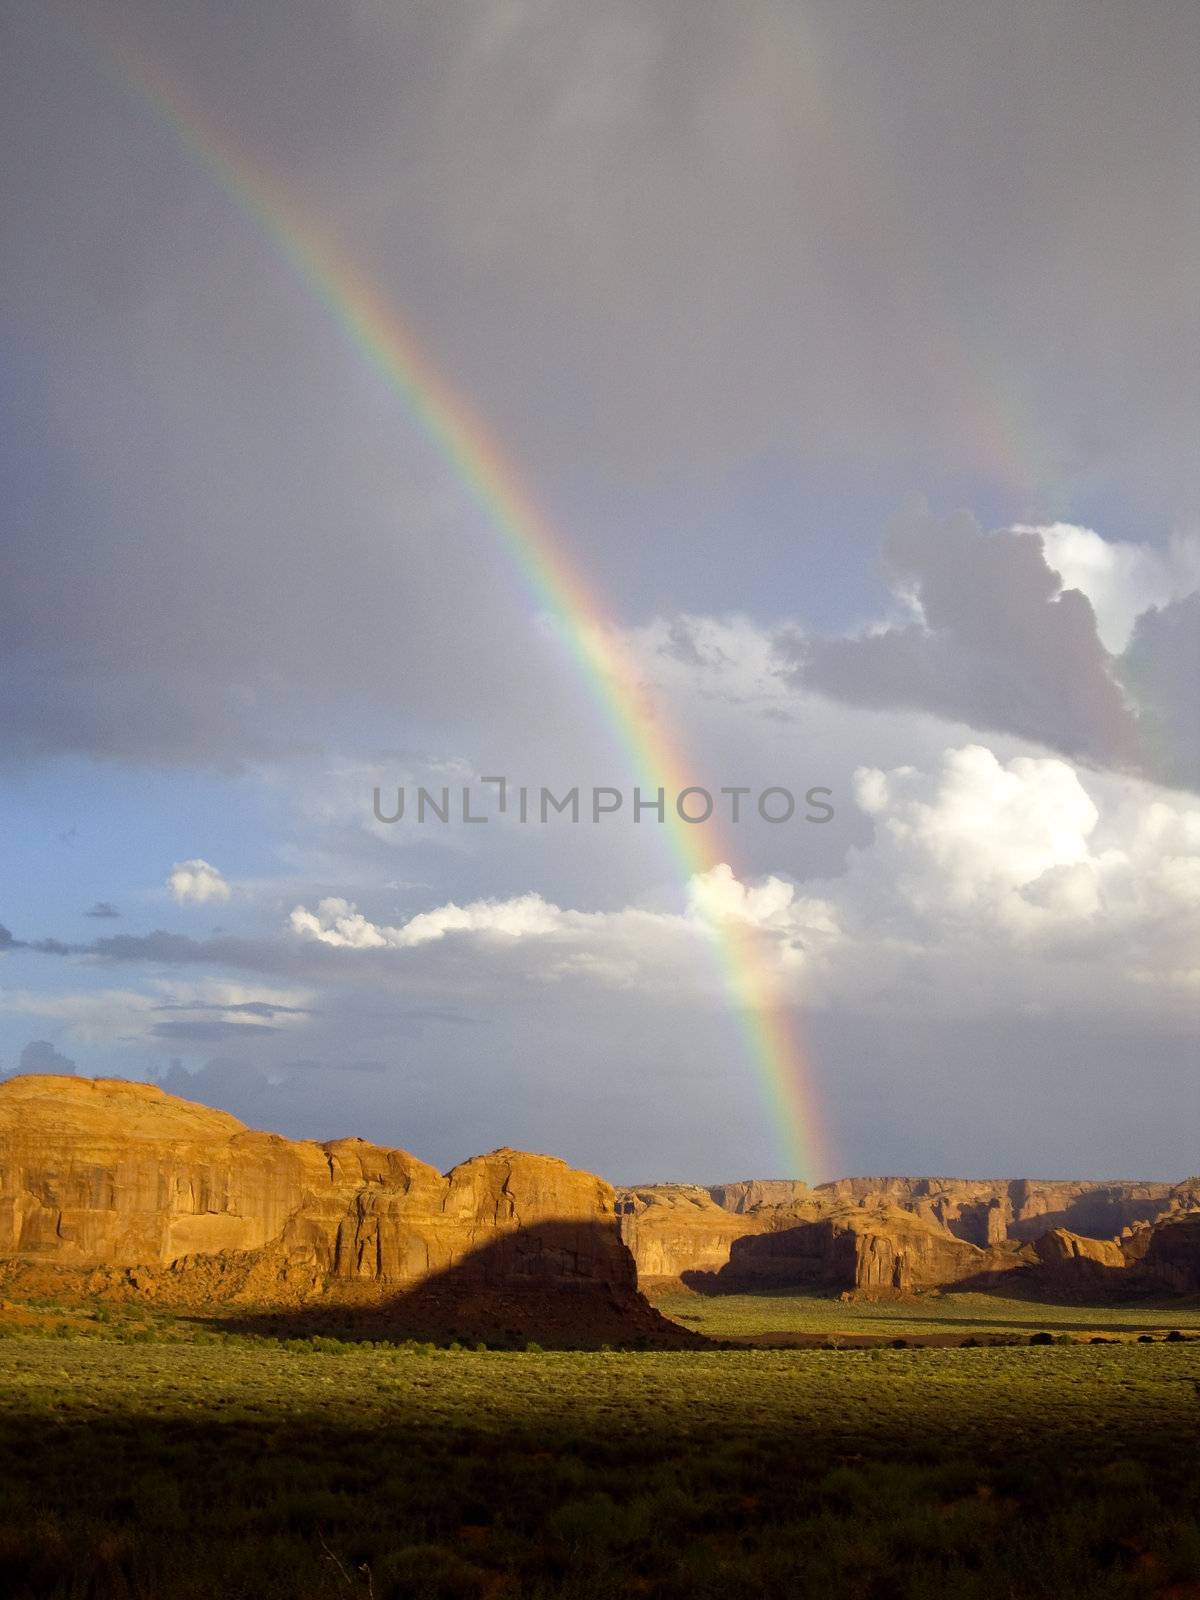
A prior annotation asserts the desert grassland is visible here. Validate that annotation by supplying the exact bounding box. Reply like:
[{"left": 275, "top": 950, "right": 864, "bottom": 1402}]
[
  {"left": 1, "top": 1330, "right": 1199, "bottom": 1600},
  {"left": 652, "top": 1287, "right": 1200, "bottom": 1341}
]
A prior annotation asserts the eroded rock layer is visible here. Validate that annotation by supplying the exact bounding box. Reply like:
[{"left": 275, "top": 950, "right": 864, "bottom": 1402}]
[
  {"left": 2, "top": 1076, "right": 1195, "bottom": 1312},
  {"left": 618, "top": 1174, "right": 1200, "bottom": 1295},
  {"left": 0, "top": 1076, "right": 683, "bottom": 1345}
]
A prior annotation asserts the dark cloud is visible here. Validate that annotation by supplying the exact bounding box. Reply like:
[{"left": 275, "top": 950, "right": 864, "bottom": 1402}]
[
  {"left": 806, "top": 1007, "right": 1199, "bottom": 1185},
  {"left": 7, "top": 1040, "right": 78, "bottom": 1078},
  {"left": 151, "top": 999, "right": 310, "bottom": 1018},
  {"left": 0, "top": 923, "right": 292, "bottom": 972},
  {"left": 154, "top": 1059, "right": 277, "bottom": 1124},
  {"left": 658, "top": 620, "right": 729, "bottom": 670},
  {"left": 147, "top": 998, "right": 310, "bottom": 1042},
  {"left": 0, "top": 2, "right": 1196, "bottom": 766},
  {"left": 0, "top": 920, "right": 499, "bottom": 994},
  {"left": 84, "top": 902, "right": 121, "bottom": 919},
  {"left": 91, "top": 930, "right": 288, "bottom": 969},
  {"left": 785, "top": 508, "right": 1154, "bottom": 776},
  {"left": 1117, "top": 594, "right": 1200, "bottom": 791},
  {"left": 151, "top": 1019, "right": 279, "bottom": 1042},
  {"left": 151, "top": 1058, "right": 407, "bottom": 1145},
  {"left": 0, "top": 927, "right": 78, "bottom": 956}
]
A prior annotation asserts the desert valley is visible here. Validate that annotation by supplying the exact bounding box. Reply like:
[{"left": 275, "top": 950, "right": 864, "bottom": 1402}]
[
  {"left": 0, "top": 1075, "right": 1197, "bottom": 1598},
  {"left": 2, "top": 1075, "right": 1199, "bottom": 1334}
]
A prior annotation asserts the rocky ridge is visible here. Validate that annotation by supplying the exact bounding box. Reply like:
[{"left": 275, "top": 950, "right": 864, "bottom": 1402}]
[
  {"left": 0, "top": 1075, "right": 686, "bottom": 1344},
  {"left": 616, "top": 1174, "right": 1200, "bottom": 1294},
  {"left": 1, "top": 1076, "right": 1195, "bottom": 1316}
]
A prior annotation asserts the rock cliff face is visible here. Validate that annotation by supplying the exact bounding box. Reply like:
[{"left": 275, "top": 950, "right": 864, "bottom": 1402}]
[
  {"left": 0, "top": 1076, "right": 330, "bottom": 1267},
  {"left": 801, "top": 1176, "right": 1186, "bottom": 1246},
  {"left": 1029, "top": 1228, "right": 1126, "bottom": 1270},
  {"left": 707, "top": 1180, "right": 812, "bottom": 1214},
  {"left": 615, "top": 1187, "right": 754, "bottom": 1280},
  {"left": 0, "top": 1076, "right": 679, "bottom": 1344},
  {"left": 621, "top": 1186, "right": 1021, "bottom": 1293},
  {"left": 4, "top": 1076, "right": 1195, "bottom": 1312},
  {"left": 710, "top": 1207, "right": 1011, "bottom": 1295},
  {"left": 620, "top": 1173, "right": 1200, "bottom": 1295},
  {"left": 1140, "top": 1213, "right": 1200, "bottom": 1293}
]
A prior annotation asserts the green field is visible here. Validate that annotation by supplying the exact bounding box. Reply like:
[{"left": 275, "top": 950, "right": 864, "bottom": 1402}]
[
  {"left": 1, "top": 1319, "right": 1198, "bottom": 1599},
  {"left": 652, "top": 1287, "right": 1200, "bottom": 1342}
]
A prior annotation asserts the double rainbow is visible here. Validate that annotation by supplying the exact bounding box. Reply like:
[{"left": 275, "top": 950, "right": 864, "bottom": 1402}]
[{"left": 91, "top": 21, "right": 826, "bottom": 1181}]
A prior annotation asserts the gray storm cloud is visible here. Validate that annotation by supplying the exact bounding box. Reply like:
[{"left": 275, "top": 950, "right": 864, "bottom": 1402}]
[
  {"left": 786, "top": 509, "right": 1137, "bottom": 771},
  {"left": 5, "top": 1040, "right": 78, "bottom": 1079},
  {"left": 1119, "top": 595, "right": 1200, "bottom": 791},
  {"left": 1, "top": 0, "right": 1197, "bottom": 766}
]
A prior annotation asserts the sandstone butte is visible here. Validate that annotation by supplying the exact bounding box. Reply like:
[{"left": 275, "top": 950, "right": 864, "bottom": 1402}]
[
  {"left": 0, "top": 1074, "right": 688, "bottom": 1345},
  {"left": 1, "top": 1076, "right": 1197, "bottom": 1332}
]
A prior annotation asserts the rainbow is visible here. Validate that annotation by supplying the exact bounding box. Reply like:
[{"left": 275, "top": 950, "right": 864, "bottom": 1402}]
[{"left": 90, "top": 19, "right": 828, "bottom": 1181}]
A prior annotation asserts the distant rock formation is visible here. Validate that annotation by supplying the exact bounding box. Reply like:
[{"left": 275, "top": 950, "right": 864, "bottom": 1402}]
[
  {"left": 620, "top": 1186, "right": 1020, "bottom": 1292},
  {"left": 774, "top": 1176, "right": 1188, "bottom": 1246},
  {"left": 1140, "top": 1213, "right": 1200, "bottom": 1293},
  {"left": 619, "top": 1173, "right": 1200, "bottom": 1296},
  {"left": 707, "top": 1180, "right": 812, "bottom": 1214},
  {"left": 708, "top": 1208, "right": 1010, "bottom": 1295},
  {"left": 0, "top": 1076, "right": 687, "bottom": 1345},
  {"left": 615, "top": 1187, "right": 753, "bottom": 1280}
]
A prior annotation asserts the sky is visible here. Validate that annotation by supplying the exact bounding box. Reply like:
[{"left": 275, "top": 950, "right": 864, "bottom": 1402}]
[{"left": 1, "top": 0, "right": 1197, "bottom": 1183}]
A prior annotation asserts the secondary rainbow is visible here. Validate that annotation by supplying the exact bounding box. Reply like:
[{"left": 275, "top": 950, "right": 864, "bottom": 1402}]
[{"left": 91, "top": 20, "right": 828, "bottom": 1181}]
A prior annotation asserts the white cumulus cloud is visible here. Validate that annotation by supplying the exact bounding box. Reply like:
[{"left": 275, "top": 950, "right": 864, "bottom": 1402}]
[
  {"left": 852, "top": 745, "right": 1101, "bottom": 926},
  {"left": 289, "top": 893, "right": 562, "bottom": 950},
  {"left": 837, "top": 745, "right": 1200, "bottom": 1013},
  {"left": 289, "top": 870, "right": 843, "bottom": 995},
  {"left": 168, "top": 859, "right": 232, "bottom": 906},
  {"left": 1030, "top": 523, "right": 1200, "bottom": 654}
]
